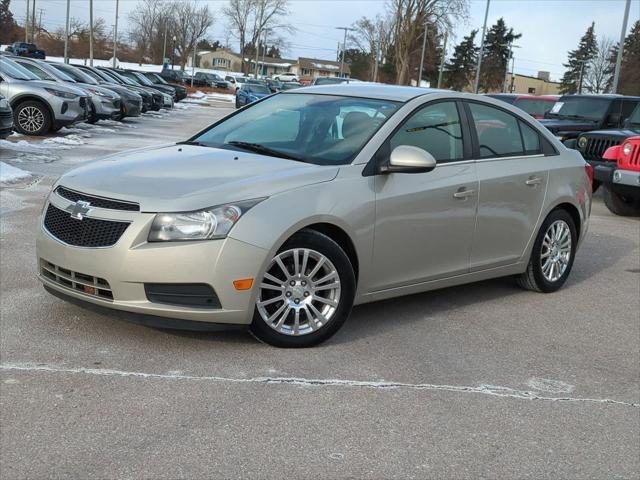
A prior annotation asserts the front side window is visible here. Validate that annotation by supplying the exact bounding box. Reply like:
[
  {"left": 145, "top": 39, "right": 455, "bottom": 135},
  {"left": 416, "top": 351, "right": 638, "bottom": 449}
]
[
  {"left": 389, "top": 101, "right": 464, "bottom": 163},
  {"left": 469, "top": 102, "right": 542, "bottom": 158},
  {"left": 193, "top": 93, "right": 400, "bottom": 165}
]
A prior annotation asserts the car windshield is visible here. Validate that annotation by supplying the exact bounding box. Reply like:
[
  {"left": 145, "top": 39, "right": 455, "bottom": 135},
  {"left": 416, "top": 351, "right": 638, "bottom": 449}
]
[
  {"left": 546, "top": 97, "right": 610, "bottom": 121},
  {"left": 52, "top": 64, "right": 98, "bottom": 85},
  {"left": 84, "top": 67, "right": 114, "bottom": 84},
  {"left": 149, "top": 73, "right": 168, "bottom": 84},
  {"left": 281, "top": 83, "right": 302, "bottom": 90},
  {"left": 245, "top": 85, "right": 270, "bottom": 94},
  {"left": 0, "top": 57, "right": 39, "bottom": 80},
  {"left": 39, "top": 63, "right": 76, "bottom": 82},
  {"left": 626, "top": 105, "right": 640, "bottom": 127},
  {"left": 236, "top": 77, "right": 248, "bottom": 84},
  {"left": 191, "top": 93, "right": 401, "bottom": 165},
  {"left": 513, "top": 98, "right": 555, "bottom": 117},
  {"left": 132, "top": 72, "right": 154, "bottom": 86}
]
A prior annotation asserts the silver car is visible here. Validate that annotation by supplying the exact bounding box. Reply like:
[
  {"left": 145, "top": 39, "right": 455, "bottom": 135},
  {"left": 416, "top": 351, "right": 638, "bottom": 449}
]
[
  {"left": 0, "top": 57, "right": 89, "bottom": 135},
  {"left": 11, "top": 57, "right": 121, "bottom": 124},
  {"left": 36, "top": 85, "right": 592, "bottom": 347}
]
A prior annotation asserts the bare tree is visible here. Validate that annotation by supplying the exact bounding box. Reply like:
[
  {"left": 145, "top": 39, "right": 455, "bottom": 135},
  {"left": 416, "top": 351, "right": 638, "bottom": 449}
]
[
  {"left": 351, "top": 16, "right": 389, "bottom": 80},
  {"left": 387, "top": 0, "right": 468, "bottom": 85},
  {"left": 129, "top": 0, "right": 166, "bottom": 64},
  {"left": 224, "top": 0, "right": 292, "bottom": 74},
  {"left": 584, "top": 36, "right": 615, "bottom": 93},
  {"left": 171, "top": 0, "right": 215, "bottom": 70}
]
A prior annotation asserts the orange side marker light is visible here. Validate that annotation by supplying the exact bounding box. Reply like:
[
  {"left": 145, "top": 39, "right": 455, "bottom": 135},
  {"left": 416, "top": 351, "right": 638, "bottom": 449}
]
[{"left": 233, "top": 278, "right": 254, "bottom": 291}]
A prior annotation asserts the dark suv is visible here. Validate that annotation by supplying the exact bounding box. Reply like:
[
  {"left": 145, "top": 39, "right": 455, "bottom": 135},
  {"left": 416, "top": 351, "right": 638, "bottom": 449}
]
[
  {"left": 539, "top": 94, "right": 640, "bottom": 142},
  {"left": 6, "top": 42, "right": 45, "bottom": 59},
  {"left": 576, "top": 103, "right": 640, "bottom": 192},
  {"left": 0, "top": 95, "right": 13, "bottom": 138}
]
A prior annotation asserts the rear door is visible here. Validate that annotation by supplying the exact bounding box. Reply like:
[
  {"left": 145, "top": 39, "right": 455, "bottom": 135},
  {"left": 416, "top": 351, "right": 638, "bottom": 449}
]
[{"left": 465, "top": 101, "right": 550, "bottom": 270}]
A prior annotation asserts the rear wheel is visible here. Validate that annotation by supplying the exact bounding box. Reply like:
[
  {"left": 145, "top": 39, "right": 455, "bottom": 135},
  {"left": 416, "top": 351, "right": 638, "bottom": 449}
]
[
  {"left": 516, "top": 209, "right": 577, "bottom": 293},
  {"left": 602, "top": 187, "right": 640, "bottom": 217},
  {"left": 250, "top": 230, "right": 356, "bottom": 348},
  {"left": 13, "top": 100, "right": 51, "bottom": 135}
]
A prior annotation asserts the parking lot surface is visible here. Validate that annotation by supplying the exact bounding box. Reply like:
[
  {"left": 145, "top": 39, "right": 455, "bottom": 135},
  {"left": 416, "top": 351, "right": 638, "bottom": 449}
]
[{"left": 1, "top": 104, "right": 639, "bottom": 478}]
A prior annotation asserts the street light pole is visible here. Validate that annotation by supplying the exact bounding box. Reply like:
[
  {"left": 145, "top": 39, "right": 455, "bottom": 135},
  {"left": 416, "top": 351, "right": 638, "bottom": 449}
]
[
  {"left": 25, "top": 0, "right": 29, "bottom": 43},
  {"left": 89, "top": 0, "right": 94, "bottom": 66},
  {"left": 162, "top": 26, "right": 168, "bottom": 67},
  {"left": 437, "top": 31, "right": 448, "bottom": 89},
  {"left": 474, "top": 0, "right": 491, "bottom": 93},
  {"left": 418, "top": 20, "right": 428, "bottom": 86},
  {"left": 112, "top": 0, "right": 119, "bottom": 68},
  {"left": 63, "top": 0, "right": 70, "bottom": 63},
  {"left": 611, "top": 0, "right": 631, "bottom": 94}
]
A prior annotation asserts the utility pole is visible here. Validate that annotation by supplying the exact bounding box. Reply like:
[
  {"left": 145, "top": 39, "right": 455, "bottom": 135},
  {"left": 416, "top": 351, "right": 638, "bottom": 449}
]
[
  {"left": 31, "top": 0, "right": 36, "bottom": 42},
  {"left": 89, "top": 0, "right": 94, "bottom": 66},
  {"left": 63, "top": 0, "right": 70, "bottom": 63},
  {"left": 418, "top": 19, "right": 428, "bottom": 86},
  {"left": 611, "top": 0, "right": 631, "bottom": 94},
  {"left": 336, "top": 27, "right": 354, "bottom": 78},
  {"left": 162, "top": 26, "right": 168, "bottom": 67},
  {"left": 25, "top": 0, "right": 29, "bottom": 42},
  {"left": 372, "top": 42, "right": 379, "bottom": 82},
  {"left": 261, "top": 28, "right": 269, "bottom": 77},
  {"left": 113, "top": 0, "right": 120, "bottom": 68},
  {"left": 191, "top": 43, "right": 196, "bottom": 87},
  {"left": 474, "top": 0, "right": 491, "bottom": 93},
  {"left": 503, "top": 42, "right": 513, "bottom": 93},
  {"left": 437, "top": 31, "right": 448, "bottom": 89}
]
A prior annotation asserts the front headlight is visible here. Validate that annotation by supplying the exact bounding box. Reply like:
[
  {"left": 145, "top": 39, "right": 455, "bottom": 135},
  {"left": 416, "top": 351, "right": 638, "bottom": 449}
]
[
  {"left": 87, "top": 88, "right": 109, "bottom": 98},
  {"left": 148, "top": 198, "right": 264, "bottom": 242},
  {"left": 623, "top": 142, "right": 632, "bottom": 156},
  {"left": 44, "top": 88, "right": 78, "bottom": 99},
  {"left": 577, "top": 136, "right": 588, "bottom": 149}
]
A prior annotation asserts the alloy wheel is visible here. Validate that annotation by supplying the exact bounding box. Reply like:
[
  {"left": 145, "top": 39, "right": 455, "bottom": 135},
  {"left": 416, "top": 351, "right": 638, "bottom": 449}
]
[
  {"left": 257, "top": 248, "right": 341, "bottom": 336},
  {"left": 540, "top": 220, "right": 572, "bottom": 282},
  {"left": 17, "top": 106, "right": 45, "bottom": 133}
]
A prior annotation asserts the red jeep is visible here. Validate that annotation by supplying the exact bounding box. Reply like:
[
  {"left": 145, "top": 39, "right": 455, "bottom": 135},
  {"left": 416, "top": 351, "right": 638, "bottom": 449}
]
[{"left": 601, "top": 137, "right": 640, "bottom": 216}]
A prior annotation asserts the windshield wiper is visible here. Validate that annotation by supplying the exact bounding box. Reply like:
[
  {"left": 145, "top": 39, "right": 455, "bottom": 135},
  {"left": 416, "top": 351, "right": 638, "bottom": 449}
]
[
  {"left": 226, "top": 141, "right": 306, "bottom": 162},
  {"left": 176, "top": 140, "right": 207, "bottom": 147},
  {"left": 554, "top": 114, "right": 597, "bottom": 122}
]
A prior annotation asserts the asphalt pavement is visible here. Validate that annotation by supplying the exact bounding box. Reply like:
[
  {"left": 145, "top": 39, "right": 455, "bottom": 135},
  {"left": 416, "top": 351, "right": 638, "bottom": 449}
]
[{"left": 1, "top": 104, "right": 638, "bottom": 479}]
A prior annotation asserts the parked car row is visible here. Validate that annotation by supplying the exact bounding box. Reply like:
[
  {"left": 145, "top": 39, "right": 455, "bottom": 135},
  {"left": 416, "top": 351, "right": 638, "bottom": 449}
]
[{"left": 0, "top": 55, "right": 187, "bottom": 136}]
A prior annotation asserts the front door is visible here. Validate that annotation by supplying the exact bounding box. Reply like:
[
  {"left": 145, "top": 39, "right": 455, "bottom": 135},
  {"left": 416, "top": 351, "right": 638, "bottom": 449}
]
[{"left": 369, "top": 100, "right": 478, "bottom": 292}]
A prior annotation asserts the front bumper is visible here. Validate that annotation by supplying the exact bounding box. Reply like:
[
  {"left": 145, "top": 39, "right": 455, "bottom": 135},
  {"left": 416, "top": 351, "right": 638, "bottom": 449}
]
[
  {"left": 36, "top": 192, "right": 269, "bottom": 325},
  {"left": 53, "top": 96, "right": 89, "bottom": 127},
  {"left": 123, "top": 99, "right": 142, "bottom": 117},
  {"left": 93, "top": 97, "right": 121, "bottom": 120},
  {"left": 593, "top": 162, "right": 639, "bottom": 196}
]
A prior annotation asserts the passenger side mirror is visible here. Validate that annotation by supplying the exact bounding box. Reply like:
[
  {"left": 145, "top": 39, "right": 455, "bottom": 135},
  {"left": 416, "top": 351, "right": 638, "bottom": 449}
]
[{"left": 381, "top": 145, "right": 437, "bottom": 174}]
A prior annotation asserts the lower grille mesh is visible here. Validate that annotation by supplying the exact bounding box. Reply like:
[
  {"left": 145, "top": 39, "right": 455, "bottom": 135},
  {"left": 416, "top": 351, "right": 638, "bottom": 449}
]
[
  {"left": 40, "top": 259, "right": 113, "bottom": 300},
  {"left": 43, "top": 204, "right": 129, "bottom": 248}
]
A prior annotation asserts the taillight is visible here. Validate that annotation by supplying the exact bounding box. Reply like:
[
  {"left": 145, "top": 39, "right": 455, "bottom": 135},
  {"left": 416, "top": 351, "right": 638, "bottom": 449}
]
[{"left": 585, "top": 163, "right": 594, "bottom": 184}]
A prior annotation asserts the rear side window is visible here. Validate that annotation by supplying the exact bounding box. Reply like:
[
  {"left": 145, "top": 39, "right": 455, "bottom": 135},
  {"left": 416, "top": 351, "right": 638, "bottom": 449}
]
[{"left": 468, "top": 102, "right": 541, "bottom": 158}]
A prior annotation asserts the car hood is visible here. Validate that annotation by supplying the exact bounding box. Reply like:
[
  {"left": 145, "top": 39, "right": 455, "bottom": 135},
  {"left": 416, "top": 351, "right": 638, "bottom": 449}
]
[
  {"left": 58, "top": 144, "right": 339, "bottom": 212},
  {"left": 20, "top": 79, "right": 87, "bottom": 96},
  {"left": 538, "top": 118, "right": 599, "bottom": 133},
  {"left": 580, "top": 128, "right": 640, "bottom": 139}
]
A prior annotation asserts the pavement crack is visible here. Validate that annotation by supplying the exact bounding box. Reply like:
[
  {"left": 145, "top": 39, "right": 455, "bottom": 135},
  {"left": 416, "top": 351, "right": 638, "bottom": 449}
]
[{"left": 1, "top": 362, "right": 637, "bottom": 408}]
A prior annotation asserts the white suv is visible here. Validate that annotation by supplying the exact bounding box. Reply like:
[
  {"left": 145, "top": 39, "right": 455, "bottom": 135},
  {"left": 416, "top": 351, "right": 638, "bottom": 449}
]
[{"left": 274, "top": 72, "right": 298, "bottom": 82}]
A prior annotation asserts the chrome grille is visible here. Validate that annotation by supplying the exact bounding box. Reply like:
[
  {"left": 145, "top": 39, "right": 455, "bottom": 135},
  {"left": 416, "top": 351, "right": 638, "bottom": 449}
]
[
  {"left": 40, "top": 259, "right": 113, "bottom": 300},
  {"left": 43, "top": 204, "right": 129, "bottom": 248},
  {"left": 56, "top": 186, "right": 139, "bottom": 211},
  {"left": 583, "top": 137, "right": 621, "bottom": 161}
]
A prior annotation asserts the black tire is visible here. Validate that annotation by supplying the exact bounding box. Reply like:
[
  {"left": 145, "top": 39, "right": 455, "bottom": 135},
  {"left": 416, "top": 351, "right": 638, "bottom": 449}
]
[
  {"left": 249, "top": 229, "right": 356, "bottom": 348},
  {"left": 87, "top": 104, "right": 98, "bottom": 124},
  {"left": 602, "top": 187, "right": 640, "bottom": 217},
  {"left": 13, "top": 100, "right": 52, "bottom": 135},
  {"left": 516, "top": 209, "right": 577, "bottom": 293}
]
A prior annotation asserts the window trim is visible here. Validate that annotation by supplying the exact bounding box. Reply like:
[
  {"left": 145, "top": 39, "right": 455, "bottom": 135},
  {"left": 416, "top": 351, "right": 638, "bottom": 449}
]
[
  {"left": 463, "top": 99, "right": 557, "bottom": 159},
  {"left": 362, "top": 98, "right": 472, "bottom": 176}
]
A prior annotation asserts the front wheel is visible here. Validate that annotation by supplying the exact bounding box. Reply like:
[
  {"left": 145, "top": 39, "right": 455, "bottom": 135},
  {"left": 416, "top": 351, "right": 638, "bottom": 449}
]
[
  {"left": 602, "top": 187, "right": 640, "bottom": 217},
  {"left": 13, "top": 100, "right": 52, "bottom": 135},
  {"left": 250, "top": 230, "right": 356, "bottom": 348},
  {"left": 516, "top": 209, "right": 577, "bottom": 293}
]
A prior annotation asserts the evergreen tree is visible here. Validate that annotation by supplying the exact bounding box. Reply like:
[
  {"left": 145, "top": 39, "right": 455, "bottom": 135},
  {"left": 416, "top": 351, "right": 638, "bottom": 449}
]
[
  {"left": 559, "top": 22, "right": 598, "bottom": 94},
  {"left": 445, "top": 29, "right": 479, "bottom": 92},
  {"left": 478, "top": 18, "right": 521, "bottom": 93},
  {"left": 0, "top": 0, "right": 17, "bottom": 45},
  {"left": 617, "top": 20, "right": 640, "bottom": 95}
]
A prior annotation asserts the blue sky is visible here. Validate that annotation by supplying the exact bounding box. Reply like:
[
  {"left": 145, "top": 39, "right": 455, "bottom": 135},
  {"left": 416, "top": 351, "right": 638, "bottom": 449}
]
[{"left": 9, "top": 0, "right": 640, "bottom": 81}]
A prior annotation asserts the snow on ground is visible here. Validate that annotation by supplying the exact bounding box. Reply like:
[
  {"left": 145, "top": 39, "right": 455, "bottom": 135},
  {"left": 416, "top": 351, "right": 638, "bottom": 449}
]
[{"left": 0, "top": 162, "right": 32, "bottom": 183}]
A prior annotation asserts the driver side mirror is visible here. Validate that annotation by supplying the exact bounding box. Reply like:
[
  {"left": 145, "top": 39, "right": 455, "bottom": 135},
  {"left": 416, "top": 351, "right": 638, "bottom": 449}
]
[{"left": 380, "top": 145, "right": 437, "bottom": 174}]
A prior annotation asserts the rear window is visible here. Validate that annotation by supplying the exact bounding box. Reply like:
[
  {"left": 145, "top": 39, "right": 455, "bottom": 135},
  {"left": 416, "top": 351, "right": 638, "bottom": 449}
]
[{"left": 514, "top": 98, "right": 556, "bottom": 117}]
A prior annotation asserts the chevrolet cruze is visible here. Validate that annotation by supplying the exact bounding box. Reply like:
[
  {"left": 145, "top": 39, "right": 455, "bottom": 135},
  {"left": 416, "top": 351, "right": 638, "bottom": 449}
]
[{"left": 36, "top": 85, "right": 592, "bottom": 347}]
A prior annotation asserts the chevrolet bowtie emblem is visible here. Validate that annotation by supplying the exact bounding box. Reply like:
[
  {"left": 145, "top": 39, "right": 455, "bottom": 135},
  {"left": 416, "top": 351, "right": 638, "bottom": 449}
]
[{"left": 69, "top": 200, "right": 92, "bottom": 220}]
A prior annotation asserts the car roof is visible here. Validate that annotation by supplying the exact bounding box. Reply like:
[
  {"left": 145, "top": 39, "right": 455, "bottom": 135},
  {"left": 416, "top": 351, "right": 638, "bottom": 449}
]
[
  {"left": 560, "top": 94, "right": 640, "bottom": 100},
  {"left": 285, "top": 83, "right": 447, "bottom": 102}
]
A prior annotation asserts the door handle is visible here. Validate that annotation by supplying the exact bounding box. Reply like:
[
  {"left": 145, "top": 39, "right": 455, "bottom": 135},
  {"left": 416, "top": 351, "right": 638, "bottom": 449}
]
[
  {"left": 453, "top": 188, "right": 475, "bottom": 199},
  {"left": 525, "top": 176, "right": 543, "bottom": 186}
]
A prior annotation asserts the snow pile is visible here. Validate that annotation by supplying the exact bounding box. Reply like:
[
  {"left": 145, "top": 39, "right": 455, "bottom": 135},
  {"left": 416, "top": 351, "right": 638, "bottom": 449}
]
[
  {"left": 0, "top": 162, "right": 32, "bottom": 183},
  {"left": 0, "top": 139, "right": 46, "bottom": 154},
  {"left": 206, "top": 93, "right": 235, "bottom": 103},
  {"left": 190, "top": 91, "right": 206, "bottom": 99},
  {"left": 43, "top": 134, "right": 86, "bottom": 148}
]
